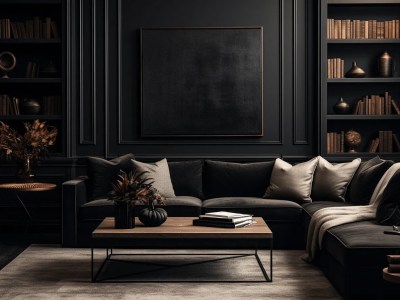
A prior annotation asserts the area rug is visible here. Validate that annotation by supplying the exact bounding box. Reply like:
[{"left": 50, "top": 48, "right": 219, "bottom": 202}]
[{"left": 0, "top": 245, "right": 341, "bottom": 299}]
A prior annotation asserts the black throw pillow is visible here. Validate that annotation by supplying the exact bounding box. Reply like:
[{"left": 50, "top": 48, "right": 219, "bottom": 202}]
[
  {"left": 87, "top": 153, "right": 135, "bottom": 200},
  {"left": 347, "top": 156, "right": 394, "bottom": 205},
  {"left": 376, "top": 168, "right": 400, "bottom": 225},
  {"left": 204, "top": 160, "right": 275, "bottom": 198},
  {"left": 168, "top": 160, "right": 204, "bottom": 199}
]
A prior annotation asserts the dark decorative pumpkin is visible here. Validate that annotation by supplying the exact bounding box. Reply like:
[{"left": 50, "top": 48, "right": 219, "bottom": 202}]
[{"left": 138, "top": 207, "right": 168, "bottom": 227}]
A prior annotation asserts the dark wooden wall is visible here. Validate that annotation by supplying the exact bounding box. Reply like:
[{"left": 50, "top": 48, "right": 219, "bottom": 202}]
[{"left": 72, "top": 0, "right": 316, "bottom": 163}]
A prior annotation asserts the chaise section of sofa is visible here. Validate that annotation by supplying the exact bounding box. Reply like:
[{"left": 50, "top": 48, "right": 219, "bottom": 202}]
[{"left": 302, "top": 200, "right": 400, "bottom": 299}]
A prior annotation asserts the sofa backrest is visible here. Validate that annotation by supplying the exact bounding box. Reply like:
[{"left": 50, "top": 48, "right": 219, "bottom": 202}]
[
  {"left": 168, "top": 160, "right": 204, "bottom": 199},
  {"left": 203, "top": 160, "right": 275, "bottom": 199}
]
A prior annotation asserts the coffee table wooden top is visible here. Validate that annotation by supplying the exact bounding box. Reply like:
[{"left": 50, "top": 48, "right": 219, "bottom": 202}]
[{"left": 93, "top": 217, "right": 272, "bottom": 239}]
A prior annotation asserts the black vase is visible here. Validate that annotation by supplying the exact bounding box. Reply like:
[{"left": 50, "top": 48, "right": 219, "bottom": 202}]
[
  {"left": 138, "top": 207, "right": 168, "bottom": 227},
  {"left": 21, "top": 98, "right": 41, "bottom": 115},
  {"left": 15, "top": 156, "right": 35, "bottom": 183},
  {"left": 114, "top": 201, "right": 135, "bottom": 229},
  {"left": 333, "top": 97, "right": 351, "bottom": 114},
  {"left": 345, "top": 61, "right": 365, "bottom": 78},
  {"left": 378, "top": 51, "right": 392, "bottom": 77}
]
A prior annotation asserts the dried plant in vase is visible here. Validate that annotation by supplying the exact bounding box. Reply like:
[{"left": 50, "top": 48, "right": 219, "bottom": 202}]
[
  {"left": 0, "top": 119, "right": 58, "bottom": 181},
  {"left": 108, "top": 170, "right": 166, "bottom": 228}
]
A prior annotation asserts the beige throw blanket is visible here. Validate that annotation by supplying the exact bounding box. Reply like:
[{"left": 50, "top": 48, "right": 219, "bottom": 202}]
[{"left": 303, "top": 163, "right": 400, "bottom": 262}]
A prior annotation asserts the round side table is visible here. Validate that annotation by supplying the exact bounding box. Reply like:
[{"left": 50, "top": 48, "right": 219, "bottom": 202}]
[
  {"left": 383, "top": 267, "right": 400, "bottom": 284},
  {"left": 0, "top": 182, "right": 56, "bottom": 220}
]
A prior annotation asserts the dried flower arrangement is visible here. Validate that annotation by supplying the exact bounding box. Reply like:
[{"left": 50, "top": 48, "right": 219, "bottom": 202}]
[
  {"left": 108, "top": 170, "right": 165, "bottom": 208},
  {"left": 0, "top": 119, "right": 58, "bottom": 161}
]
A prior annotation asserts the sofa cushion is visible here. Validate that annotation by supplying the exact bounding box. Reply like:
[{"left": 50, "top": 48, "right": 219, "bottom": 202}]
[
  {"left": 168, "top": 160, "right": 204, "bottom": 199},
  {"left": 87, "top": 153, "right": 135, "bottom": 200},
  {"left": 311, "top": 157, "right": 361, "bottom": 202},
  {"left": 376, "top": 168, "right": 400, "bottom": 225},
  {"left": 202, "top": 197, "right": 303, "bottom": 222},
  {"left": 322, "top": 221, "right": 400, "bottom": 268},
  {"left": 264, "top": 157, "right": 319, "bottom": 203},
  {"left": 203, "top": 160, "right": 274, "bottom": 198},
  {"left": 132, "top": 158, "right": 175, "bottom": 198},
  {"left": 79, "top": 196, "right": 202, "bottom": 221},
  {"left": 347, "top": 156, "right": 394, "bottom": 205}
]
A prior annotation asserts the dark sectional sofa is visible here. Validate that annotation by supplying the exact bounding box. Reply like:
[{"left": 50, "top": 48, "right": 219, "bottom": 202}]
[{"left": 62, "top": 156, "right": 400, "bottom": 299}]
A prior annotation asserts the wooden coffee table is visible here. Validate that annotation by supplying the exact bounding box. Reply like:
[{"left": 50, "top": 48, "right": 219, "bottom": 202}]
[{"left": 91, "top": 217, "right": 273, "bottom": 282}]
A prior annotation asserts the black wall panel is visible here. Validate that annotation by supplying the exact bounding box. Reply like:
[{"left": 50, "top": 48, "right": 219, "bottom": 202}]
[{"left": 73, "top": 0, "right": 315, "bottom": 161}]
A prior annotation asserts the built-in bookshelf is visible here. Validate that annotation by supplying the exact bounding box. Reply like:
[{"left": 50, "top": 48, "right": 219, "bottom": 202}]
[
  {"left": 0, "top": 0, "right": 64, "bottom": 155},
  {"left": 320, "top": 0, "right": 400, "bottom": 159}
]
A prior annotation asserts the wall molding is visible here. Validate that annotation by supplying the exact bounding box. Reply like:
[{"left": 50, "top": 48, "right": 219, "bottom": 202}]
[
  {"left": 79, "top": 0, "right": 97, "bottom": 145},
  {"left": 114, "top": 0, "right": 284, "bottom": 146},
  {"left": 105, "top": 0, "right": 110, "bottom": 156},
  {"left": 293, "top": 0, "right": 309, "bottom": 145},
  {"left": 65, "top": 0, "right": 72, "bottom": 157}
]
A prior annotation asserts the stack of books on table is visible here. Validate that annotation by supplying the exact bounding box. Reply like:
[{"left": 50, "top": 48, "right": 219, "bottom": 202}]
[
  {"left": 387, "top": 255, "right": 400, "bottom": 273},
  {"left": 192, "top": 211, "right": 254, "bottom": 228}
]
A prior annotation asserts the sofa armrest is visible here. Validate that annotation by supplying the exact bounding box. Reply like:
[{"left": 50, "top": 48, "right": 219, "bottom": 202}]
[{"left": 62, "top": 176, "right": 89, "bottom": 247}]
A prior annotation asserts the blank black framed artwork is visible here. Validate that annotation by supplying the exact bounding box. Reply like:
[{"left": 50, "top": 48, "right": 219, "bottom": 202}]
[{"left": 141, "top": 27, "right": 263, "bottom": 137}]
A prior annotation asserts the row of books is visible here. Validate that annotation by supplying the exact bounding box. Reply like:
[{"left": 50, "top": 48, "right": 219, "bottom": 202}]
[
  {"left": 0, "top": 95, "right": 20, "bottom": 116},
  {"left": 375, "top": 131, "right": 400, "bottom": 153},
  {"left": 386, "top": 255, "right": 400, "bottom": 273},
  {"left": 353, "top": 92, "right": 400, "bottom": 115},
  {"left": 327, "top": 130, "right": 400, "bottom": 153},
  {"left": 0, "top": 94, "right": 61, "bottom": 116},
  {"left": 26, "top": 62, "right": 40, "bottom": 78},
  {"left": 0, "top": 17, "right": 58, "bottom": 39},
  {"left": 327, "top": 131, "right": 345, "bottom": 153},
  {"left": 42, "top": 95, "right": 62, "bottom": 115},
  {"left": 327, "top": 19, "right": 400, "bottom": 39},
  {"left": 327, "top": 58, "right": 344, "bottom": 78},
  {"left": 192, "top": 211, "right": 254, "bottom": 228}
]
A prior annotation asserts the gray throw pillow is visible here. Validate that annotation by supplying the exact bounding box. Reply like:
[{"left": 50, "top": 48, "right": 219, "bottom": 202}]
[
  {"left": 311, "top": 157, "right": 361, "bottom": 202},
  {"left": 131, "top": 158, "right": 175, "bottom": 198},
  {"left": 264, "top": 156, "right": 320, "bottom": 203}
]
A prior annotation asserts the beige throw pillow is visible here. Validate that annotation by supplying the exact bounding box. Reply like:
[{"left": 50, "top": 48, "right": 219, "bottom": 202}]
[
  {"left": 131, "top": 158, "right": 175, "bottom": 198},
  {"left": 311, "top": 157, "right": 361, "bottom": 202},
  {"left": 264, "top": 157, "right": 320, "bottom": 203}
]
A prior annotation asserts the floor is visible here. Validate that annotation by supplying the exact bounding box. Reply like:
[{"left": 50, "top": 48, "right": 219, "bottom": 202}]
[{"left": 0, "top": 241, "right": 28, "bottom": 271}]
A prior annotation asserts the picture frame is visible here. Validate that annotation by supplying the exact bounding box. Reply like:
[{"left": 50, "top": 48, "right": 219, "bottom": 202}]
[{"left": 141, "top": 27, "right": 263, "bottom": 137}]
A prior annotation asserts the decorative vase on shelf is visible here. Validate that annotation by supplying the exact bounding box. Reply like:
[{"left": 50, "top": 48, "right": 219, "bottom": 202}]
[
  {"left": 345, "top": 61, "right": 366, "bottom": 78},
  {"left": 114, "top": 201, "right": 135, "bottom": 229},
  {"left": 378, "top": 51, "right": 392, "bottom": 77},
  {"left": 344, "top": 130, "right": 362, "bottom": 153},
  {"left": 138, "top": 207, "right": 168, "bottom": 227},
  {"left": 16, "top": 155, "right": 35, "bottom": 183},
  {"left": 21, "top": 98, "right": 41, "bottom": 115},
  {"left": 333, "top": 97, "right": 351, "bottom": 114}
]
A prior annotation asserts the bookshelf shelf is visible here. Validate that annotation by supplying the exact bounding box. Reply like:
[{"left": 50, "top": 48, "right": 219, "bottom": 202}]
[
  {"left": 0, "top": 78, "right": 61, "bottom": 84},
  {"left": 328, "top": 39, "right": 400, "bottom": 44},
  {"left": 320, "top": 0, "right": 400, "bottom": 159},
  {"left": 327, "top": 78, "right": 400, "bottom": 83},
  {"left": 327, "top": 115, "right": 400, "bottom": 120},
  {"left": 0, "top": 38, "right": 61, "bottom": 44},
  {"left": 0, "top": 115, "right": 62, "bottom": 120}
]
